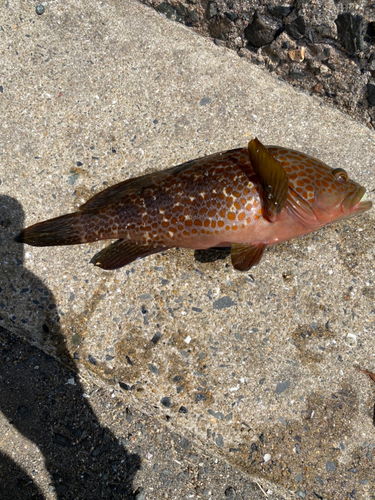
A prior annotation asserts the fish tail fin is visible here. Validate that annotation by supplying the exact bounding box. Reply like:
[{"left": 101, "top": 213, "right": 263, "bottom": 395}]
[{"left": 15, "top": 212, "right": 91, "bottom": 247}]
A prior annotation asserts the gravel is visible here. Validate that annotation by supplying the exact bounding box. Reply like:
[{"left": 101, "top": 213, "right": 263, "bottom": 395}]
[{"left": 142, "top": 0, "right": 375, "bottom": 129}]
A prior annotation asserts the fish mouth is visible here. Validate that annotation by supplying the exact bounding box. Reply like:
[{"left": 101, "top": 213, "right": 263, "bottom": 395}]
[{"left": 343, "top": 187, "right": 372, "bottom": 214}]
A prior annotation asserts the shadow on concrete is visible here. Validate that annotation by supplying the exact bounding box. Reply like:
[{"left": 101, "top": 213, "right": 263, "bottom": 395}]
[
  {"left": 194, "top": 247, "right": 231, "bottom": 264},
  {"left": 0, "top": 196, "right": 140, "bottom": 499}
]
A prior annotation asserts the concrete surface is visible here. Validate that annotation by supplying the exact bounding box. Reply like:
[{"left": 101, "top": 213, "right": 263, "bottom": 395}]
[
  {"left": 0, "top": 0, "right": 375, "bottom": 499},
  {"left": 0, "top": 325, "right": 280, "bottom": 500},
  {"left": 142, "top": 0, "right": 375, "bottom": 128}
]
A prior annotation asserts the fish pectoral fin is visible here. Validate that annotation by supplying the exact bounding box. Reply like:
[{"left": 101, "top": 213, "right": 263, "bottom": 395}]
[
  {"left": 231, "top": 242, "right": 266, "bottom": 271},
  {"left": 247, "top": 138, "right": 289, "bottom": 222},
  {"left": 286, "top": 187, "right": 318, "bottom": 226},
  {"left": 91, "top": 239, "right": 169, "bottom": 270}
]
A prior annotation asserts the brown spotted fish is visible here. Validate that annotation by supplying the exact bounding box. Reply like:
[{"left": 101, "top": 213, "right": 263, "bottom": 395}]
[{"left": 16, "top": 138, "right": 372, "bottom": 271}]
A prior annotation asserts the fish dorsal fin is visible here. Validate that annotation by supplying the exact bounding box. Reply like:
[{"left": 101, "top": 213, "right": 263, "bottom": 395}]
[
  {"left": 248, "top": 138, "right": 289, "bottom": 222},
  {"left": 231, "top": 242, "right": 266, "bottom": 271},
  {"left": 80, "top": 176, "right": 152, "bottom": 211},
  {"left": 79, "top": 157, "right": 210, "bottom": 212},
  {"left": 91, "top": 239, "right": 169, "bottom": 270}
]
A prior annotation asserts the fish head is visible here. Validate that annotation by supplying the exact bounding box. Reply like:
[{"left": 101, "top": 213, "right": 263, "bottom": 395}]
[
  {"left": 308, "top": 166, "right": 372, "bottom": 223},
  {"left": 267, "top": 146, "right": 372, "bottom": 226}
]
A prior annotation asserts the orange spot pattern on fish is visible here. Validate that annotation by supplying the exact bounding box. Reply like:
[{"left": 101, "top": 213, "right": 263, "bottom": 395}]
[
  {"left": 62, "top": 143, "right": 367, "bottom": 251},
  {"left": 97, "top": 148, "right": 261, "bottom": 247},
  {"left": 268, "top": 146, "right": 353, "bottom": 204},
  {"left": 17, "top": 139, "right": 371, "bottom": 272}
]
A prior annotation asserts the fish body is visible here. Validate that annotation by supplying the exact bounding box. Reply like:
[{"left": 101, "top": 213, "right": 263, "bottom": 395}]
[{"left": 16, "top": 139, "right": 372, "bottom": 271}]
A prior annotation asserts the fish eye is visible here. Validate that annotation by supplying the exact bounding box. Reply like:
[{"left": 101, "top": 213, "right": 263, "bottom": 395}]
[{"left": 332, "top": 168, "right": 348, "bottom": 184}]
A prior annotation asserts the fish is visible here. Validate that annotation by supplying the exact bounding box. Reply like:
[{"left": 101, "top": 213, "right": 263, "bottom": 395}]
[{"left": 15, "top": 138, "right": 372, "bottom": 271}]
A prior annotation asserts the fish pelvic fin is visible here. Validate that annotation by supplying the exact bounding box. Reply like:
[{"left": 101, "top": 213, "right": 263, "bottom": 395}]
[
  {"left": 15, "top": 212, "right": 89, "bottom": 247},
  {"left": 231, "top": 242, "right": 266, "bottom": 271},
  {"left": 248, "top": 138, "right": 289, "bottom": 222},
  {"left": 91, "top": 239, "right": 170, "bottom": 270}
]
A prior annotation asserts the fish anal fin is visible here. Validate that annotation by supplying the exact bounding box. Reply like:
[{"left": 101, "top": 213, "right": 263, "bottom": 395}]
[
  {"left": 247, "top": 138, "right": 289, "bottom": 222},
  {"left": 231, "top": 242, "right": 266, "bottom": 271},
  {"left": 91, "top": 239, "right": 169, "bottom": 270}
]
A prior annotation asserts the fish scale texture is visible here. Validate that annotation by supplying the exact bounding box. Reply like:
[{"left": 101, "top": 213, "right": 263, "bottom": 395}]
[
  {"left": 18, "top": 144, "right": 370, "bottom": 266},
  {"left": 108, "top": 148, "right": 260, "bottom": 247}
]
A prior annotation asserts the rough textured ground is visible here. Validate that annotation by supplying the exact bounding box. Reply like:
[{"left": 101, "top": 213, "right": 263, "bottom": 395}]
[
  {"left": 0, "top": 0, "right": 375, "bottom": 499},
  {"left": 141, "top": 0, "right": 375, "bottom": 129},
  {"left": 0, "top": 326, "right": 283, "bottom": 500}
]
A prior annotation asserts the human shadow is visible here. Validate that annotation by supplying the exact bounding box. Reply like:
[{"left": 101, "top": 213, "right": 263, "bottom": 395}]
[{"left": 0, "top": 196, "right": 140, "bottom": 499}]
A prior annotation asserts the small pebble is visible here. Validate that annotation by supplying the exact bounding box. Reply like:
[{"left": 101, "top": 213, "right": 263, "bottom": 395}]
[
  {"left": 215, "top": 434, "right": 224, "bottom": 447},
  {"left": 139, "top": 293, "right": 152, "bottom": 300},
  {"left": 208, "top": 409, "right": 225, "bottom": 421},
  {"left": 278, "top": 416, "right": 287, "bottom": 426},
  {"left": 225, "top": 486, "right": 236, "bottom": 498},
  {"left": 161, "top": 396, "right": 173, "bottom": 408},
  {"left": 35, "top": 4, "right": 45, "bottom": 15},
  {"left": 88, "top": 355, "right": 97, "bottom": 365},
  {"left": 148, "top": 363, "right": 159, "bottom": 375},
  {"left": 150, "top": 332, "right": 162, "bottom": 344},
  {"left": 345, "top": 333, "right": 357, "bottom": 347},
  {"left": 195, "top": 393, "right": 207, "bottom": 402},
  {"left": 275, "top": 380, "right": 290, "bottom": 395},
  {"left": 213, "top": 296, "right": 235, "bottom": 310},
  {"left": 225, "top": 12, "right": 238, "bottom": 21},
  {"left": 135, "top": 490, "right": 146, "bottom": 500},
  {"left": 289, "top": 47, "right": 305, "bottom": 62},
  {"left": 326, "top": 461, "right": 336, "bottom": 472},
  {"left": 119, "top": 382, "right": 131, "bottom": 391},
  {"left": 199, "top": 97, "right": 212, "bottom": 106}
]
